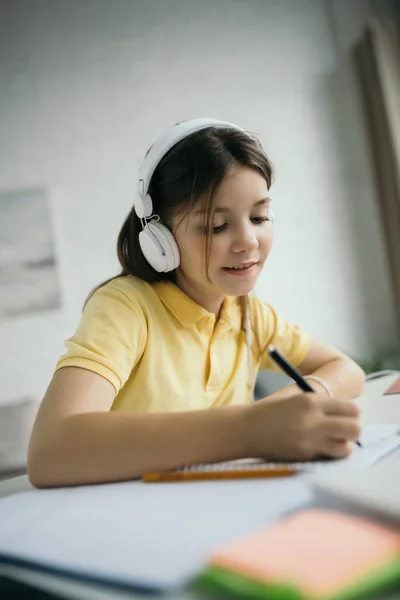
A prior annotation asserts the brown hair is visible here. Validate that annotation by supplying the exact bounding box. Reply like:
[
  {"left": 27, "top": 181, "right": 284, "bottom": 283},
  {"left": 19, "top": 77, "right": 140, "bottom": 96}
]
[{"left": 88, "top": 125, "right": 274, "bottom": 302}]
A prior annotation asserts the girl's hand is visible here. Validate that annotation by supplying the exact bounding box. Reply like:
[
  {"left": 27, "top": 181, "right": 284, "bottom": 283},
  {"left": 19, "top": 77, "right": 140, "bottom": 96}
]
[{"left": 243, "top": 393, "right": 361, "bottom": 461}]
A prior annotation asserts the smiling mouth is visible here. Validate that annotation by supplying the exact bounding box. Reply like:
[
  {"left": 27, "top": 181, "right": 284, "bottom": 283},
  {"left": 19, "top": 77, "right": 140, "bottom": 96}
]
[{"left": 222, "top": 261, "right": 258, "bottom": 271}]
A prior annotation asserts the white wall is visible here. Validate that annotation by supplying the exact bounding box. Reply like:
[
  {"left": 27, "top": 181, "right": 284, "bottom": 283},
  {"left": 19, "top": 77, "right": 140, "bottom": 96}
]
[{"left": 0, "top": 0, "right": 398, "bottom": 405}]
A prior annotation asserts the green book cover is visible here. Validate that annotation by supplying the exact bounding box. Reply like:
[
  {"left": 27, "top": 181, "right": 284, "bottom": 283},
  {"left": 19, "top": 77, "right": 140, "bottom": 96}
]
[{"left": 194, "top": 557, "right": 400, "bottom": 600}]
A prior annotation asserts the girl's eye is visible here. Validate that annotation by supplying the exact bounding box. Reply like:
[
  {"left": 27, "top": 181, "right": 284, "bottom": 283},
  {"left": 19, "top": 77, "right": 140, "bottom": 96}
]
[
  {"left": 211, "top": 223, "right": 228, "bottom": 234},
  {"left": 251, "top": 216, "right": 270, "bottom": 224},
  {"left": 209, "top": 215, "right": 271, "bottom": 235}
]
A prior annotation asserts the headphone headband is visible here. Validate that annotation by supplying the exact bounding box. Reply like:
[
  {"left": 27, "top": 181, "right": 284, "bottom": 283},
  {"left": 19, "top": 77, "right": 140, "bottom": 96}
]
[{"left": 137, "top": 118, "right": 245, "bottom": 198}]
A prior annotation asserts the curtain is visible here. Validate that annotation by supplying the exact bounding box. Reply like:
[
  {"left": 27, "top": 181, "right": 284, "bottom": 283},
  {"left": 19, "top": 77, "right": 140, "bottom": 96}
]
[{"left": 354, "top": 20, "right": 400, "bottom": 327}]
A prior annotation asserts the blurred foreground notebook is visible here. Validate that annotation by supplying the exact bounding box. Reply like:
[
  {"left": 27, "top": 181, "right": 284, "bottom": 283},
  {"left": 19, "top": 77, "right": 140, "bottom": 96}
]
[
  {"left": 197, "top": 509, "right": 400, "bottom": 600},
  {"left": 311, "top": 455, "right": 400, "bottom": 524}
]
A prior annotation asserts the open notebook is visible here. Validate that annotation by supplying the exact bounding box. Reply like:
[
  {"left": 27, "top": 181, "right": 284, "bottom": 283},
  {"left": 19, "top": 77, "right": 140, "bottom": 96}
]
[
  {"left": 143, "top": 424, "right": 400, "bottom": 482},
  {"left": 0, "top": 425, "right": 399, "bottom": 593}
]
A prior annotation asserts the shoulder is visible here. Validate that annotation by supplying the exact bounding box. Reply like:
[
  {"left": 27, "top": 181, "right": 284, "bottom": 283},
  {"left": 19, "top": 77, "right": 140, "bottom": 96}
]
[
  {"left": 86, "top": 276, "right": 182, "bottom": 331},
  {"left": 248, "top": 293, "right": 309, "bottom": 343},
  {"left": 94, "top": 275, "right": 152, "bottom": 302},
  {"left": 248, "top": 294, "right": 310, "bottom": 367},
  {"left": 57, "top": 276, "right": 153, "bottom": 392},
  {"left": 88, "top": 276, "right": 157, "bottom": 317},
  {"left": 248, "top": 293, "right": 278, "bottom": 327}
]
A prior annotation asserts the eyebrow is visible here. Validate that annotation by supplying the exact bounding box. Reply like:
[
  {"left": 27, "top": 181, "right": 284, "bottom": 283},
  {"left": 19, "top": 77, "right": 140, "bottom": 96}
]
[{"left": 195, "top": 197, "right": 271, "bottom": 215}]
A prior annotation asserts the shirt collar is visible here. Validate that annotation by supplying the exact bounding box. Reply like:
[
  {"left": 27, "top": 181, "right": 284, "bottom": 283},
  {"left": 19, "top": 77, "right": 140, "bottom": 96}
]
[{"left": 153, "top": 282, "right": 241, "bottom": 331}]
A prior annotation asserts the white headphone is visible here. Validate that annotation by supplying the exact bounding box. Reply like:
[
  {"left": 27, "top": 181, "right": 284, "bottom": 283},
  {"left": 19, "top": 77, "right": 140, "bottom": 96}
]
[{"left": 135, "top": 118, "right": 248, "bottom": 273}]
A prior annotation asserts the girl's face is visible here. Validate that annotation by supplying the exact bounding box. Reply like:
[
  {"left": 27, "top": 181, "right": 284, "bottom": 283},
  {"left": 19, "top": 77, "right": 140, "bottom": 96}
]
[{"left": 171, "top": 167, "right": 273, "bottom": 314}]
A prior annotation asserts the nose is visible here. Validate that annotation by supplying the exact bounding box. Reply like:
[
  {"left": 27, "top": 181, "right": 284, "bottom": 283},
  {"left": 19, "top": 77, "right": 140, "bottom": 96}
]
[{"left": 231, "top": 222, "right": 258, "bottom": 254}]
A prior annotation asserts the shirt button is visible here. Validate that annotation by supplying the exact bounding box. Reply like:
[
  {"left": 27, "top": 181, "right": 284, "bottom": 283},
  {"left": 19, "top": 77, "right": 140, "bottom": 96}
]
[
  {"left": 206, "top": 384, "right": 220, "bottom": 392},
  {"left": 206, "top": 376, "right": 220, "bottom": 389}
]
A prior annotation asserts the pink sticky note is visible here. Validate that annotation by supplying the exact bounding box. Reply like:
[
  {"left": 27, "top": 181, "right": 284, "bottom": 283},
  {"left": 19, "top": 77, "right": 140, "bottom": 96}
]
[
  {"left": 210, "top": 509, "right": 400, "bottom": 598},
  {"left": 384, "top": 377, "right": 400, "bottom": 395}
]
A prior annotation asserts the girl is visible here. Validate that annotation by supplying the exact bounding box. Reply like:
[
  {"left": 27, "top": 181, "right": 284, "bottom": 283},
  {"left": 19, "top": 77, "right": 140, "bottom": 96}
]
[{"left": 28, "top": 118, "right": 364, "bottom": 488}]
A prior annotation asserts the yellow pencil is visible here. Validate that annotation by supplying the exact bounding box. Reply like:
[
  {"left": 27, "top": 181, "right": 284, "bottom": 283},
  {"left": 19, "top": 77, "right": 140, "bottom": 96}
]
[{"left": 142, "top": 466, "right": 299, "bottom": 483}]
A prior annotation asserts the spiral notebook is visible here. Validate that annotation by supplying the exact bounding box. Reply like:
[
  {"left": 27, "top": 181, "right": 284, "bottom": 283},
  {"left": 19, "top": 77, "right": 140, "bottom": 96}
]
[{"left": 143, "top": 425, "right": 400, "bottom": 482}]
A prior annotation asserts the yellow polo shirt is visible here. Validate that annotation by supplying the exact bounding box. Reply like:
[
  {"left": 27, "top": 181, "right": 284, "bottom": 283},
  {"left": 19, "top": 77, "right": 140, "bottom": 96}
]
[{"left": 55, "top": 276, "right": 310, "bottom": 412}]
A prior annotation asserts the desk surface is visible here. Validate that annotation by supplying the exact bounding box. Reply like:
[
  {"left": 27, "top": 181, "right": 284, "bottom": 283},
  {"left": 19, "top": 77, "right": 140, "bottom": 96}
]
[{"left": 0, "top": 374, "right": 399, "bottom": 600}]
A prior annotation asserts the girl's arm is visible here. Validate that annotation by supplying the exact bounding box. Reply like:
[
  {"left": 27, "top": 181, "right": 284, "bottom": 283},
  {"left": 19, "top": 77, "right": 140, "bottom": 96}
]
[
  {"left": 265, "top": 339, "right": 365, "bottom": 401},
  {"left": 27, "top": 367, "right": 249, "bottom": 488},
  {"left": 28, "top": 364, "right": 361, "bottom": 488}
]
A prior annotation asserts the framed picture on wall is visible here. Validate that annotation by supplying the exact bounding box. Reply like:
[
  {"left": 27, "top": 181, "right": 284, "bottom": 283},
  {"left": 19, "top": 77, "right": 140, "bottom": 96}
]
[{"left": 0, "top": 187, "right": 61, "bottom": 318}]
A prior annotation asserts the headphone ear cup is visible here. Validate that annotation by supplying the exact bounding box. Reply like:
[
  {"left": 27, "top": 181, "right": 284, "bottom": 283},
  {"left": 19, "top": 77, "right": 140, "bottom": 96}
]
[
  {"left": 158, "top": 223, "right": 180, "bottom": 270},
  {"left": 138, "top": 222, "right": 180, "bottom": 273},
  {"left": 150, "top": 222, "right": 180, "bottom": 271}
]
